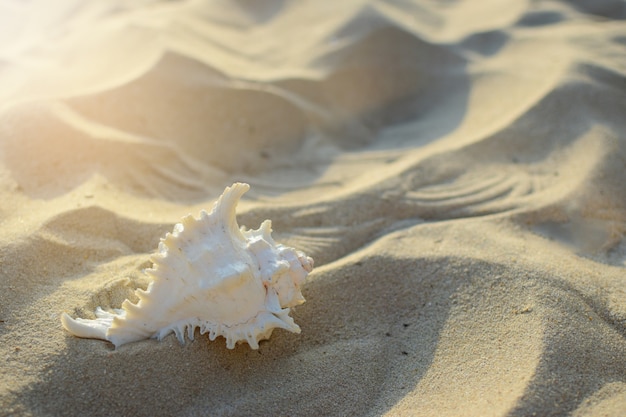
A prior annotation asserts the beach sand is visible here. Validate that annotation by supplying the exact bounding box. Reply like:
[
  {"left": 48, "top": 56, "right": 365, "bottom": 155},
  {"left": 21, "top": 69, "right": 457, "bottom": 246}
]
[{"left": 1, "top": 0, "right": 625, "bottom": 415}]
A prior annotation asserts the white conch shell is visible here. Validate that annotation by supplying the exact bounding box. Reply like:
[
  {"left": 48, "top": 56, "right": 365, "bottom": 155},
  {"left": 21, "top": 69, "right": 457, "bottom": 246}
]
[{"left": 61, "top": 183, "right": 314, "bottom": 349}]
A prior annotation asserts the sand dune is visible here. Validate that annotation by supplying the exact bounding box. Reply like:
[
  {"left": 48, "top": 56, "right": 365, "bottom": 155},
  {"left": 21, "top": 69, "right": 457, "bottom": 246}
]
[{"left": 1, "top": 0, "right": 625, "bottom": 416}]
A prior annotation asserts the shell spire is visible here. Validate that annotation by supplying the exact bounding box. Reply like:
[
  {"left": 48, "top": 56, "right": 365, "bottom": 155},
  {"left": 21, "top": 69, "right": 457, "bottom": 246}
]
[
  {"left": 61, "top": 182, "right": 314, "bottom": 350},
  {"left": 211, "top": 182, "right": 250, "bottom": 242}
]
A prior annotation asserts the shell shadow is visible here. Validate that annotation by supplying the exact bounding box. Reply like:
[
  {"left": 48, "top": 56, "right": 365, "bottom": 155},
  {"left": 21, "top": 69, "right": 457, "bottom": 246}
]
[{"left": 13, "top": 255, "right": 465, "bottom": 417}]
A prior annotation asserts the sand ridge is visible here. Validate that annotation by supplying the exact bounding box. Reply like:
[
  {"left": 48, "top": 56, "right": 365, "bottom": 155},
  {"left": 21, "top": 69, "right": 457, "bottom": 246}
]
[{"left": 0, "top": 0, "right": 625, "bottom": 416}]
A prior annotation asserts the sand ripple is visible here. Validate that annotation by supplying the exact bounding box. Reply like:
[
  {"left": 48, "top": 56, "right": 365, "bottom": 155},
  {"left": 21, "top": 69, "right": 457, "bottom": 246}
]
[{"left": 1, "top": 1, "right": 625, "bottom": 416}]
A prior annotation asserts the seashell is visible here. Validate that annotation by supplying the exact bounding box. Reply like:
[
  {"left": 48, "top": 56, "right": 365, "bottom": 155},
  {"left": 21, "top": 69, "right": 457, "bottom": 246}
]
[{"left": 61, "top": 183, "right": 314, "bottom": 349}]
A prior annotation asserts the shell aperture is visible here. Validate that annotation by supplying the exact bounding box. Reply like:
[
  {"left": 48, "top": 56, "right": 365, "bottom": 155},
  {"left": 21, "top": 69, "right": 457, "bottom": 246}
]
[{"left": 61, "top": 183, "right": 314, "bottom": 349}]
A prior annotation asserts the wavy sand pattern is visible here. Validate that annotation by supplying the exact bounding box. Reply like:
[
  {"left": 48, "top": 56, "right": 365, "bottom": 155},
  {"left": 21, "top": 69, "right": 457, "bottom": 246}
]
[{"left": 0, "top": 1, "right": 625, "bottom": 416}]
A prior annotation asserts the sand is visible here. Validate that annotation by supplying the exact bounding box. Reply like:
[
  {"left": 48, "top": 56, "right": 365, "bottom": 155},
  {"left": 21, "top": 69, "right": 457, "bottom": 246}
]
[{"left": 1, "top": 0, "right": 625, "bottom": 415}]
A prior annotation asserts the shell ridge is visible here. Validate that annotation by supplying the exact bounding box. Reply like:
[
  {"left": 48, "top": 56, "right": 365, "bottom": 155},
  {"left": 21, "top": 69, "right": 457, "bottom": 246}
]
[{"left": 149, "top": 300, "right": 300, "bottom": 349}]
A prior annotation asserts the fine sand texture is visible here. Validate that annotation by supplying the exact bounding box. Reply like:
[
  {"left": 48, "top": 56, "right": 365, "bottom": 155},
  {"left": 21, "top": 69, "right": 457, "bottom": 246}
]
[{"left": 1, "top": 0, "right": 626, "bottom": 416}]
